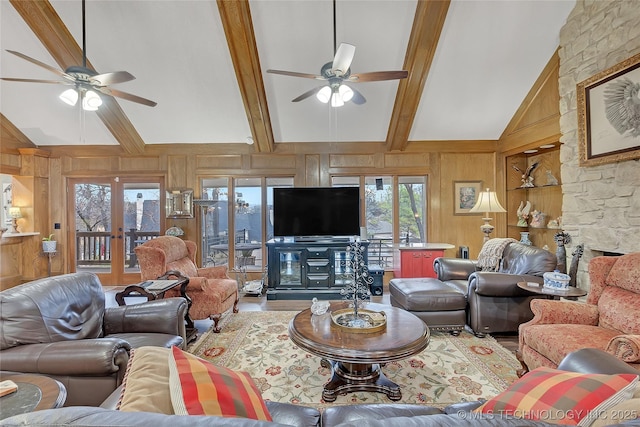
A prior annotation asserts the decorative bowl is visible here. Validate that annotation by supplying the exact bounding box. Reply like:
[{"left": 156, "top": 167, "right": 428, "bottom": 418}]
[
  {"left": 543, "top": 271, "right": 571, "bottom": 290},
  {"left": 310, "top": 298, "right": 330, "bottom": 315}
]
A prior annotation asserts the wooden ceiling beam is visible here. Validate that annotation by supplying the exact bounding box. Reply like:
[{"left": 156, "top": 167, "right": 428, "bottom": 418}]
[
  {"left": 386, "top": 0, "right": 450, "bottom": 152},
  {"left": 217, "top": 0, "right": 274, "bottom": 153},
  {"left": 1, "top": 113, "right": 36, "bottom": 151},
  {"left": 10, "top": 0, "right": 145, "bottom": 154}
]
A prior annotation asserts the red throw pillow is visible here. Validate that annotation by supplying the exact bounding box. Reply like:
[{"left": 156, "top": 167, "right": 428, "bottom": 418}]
[
  {"left": 475, "top": 367, "right": 638, "bottom": 426},
  {"left": 168, "top": 346, "right": 271, "bottom": 421}
]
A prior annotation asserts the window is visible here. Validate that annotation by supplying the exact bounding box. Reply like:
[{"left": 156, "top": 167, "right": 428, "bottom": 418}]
[
  {"left": 332, "top": 175, "right": 427, "bottom": 269},
  {"left": 201, "top": 177, "right": 294, "bottom": 271},
  {"left": 398, "top": 176, "right": 426, "bottom": 244},
  {"left": 201, "top": 178, "right": 230, "bottom": 267},
  {"left": 234, "top": 178, "right": 262, "bottom": 270}
]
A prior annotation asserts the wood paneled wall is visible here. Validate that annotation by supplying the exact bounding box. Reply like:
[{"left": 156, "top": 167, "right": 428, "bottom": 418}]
[{"left": 28, "top": 140, "right": 496, "bottom": 277}]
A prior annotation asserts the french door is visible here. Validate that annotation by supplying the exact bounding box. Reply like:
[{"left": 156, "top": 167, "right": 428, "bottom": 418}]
[{"left": 68, "top": 177, "right": 164, "bottom": 285}]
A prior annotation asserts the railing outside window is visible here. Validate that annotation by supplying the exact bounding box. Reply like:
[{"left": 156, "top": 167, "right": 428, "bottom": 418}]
[{"left": 76, "top": 229, "right": 159, "bottom": 267}]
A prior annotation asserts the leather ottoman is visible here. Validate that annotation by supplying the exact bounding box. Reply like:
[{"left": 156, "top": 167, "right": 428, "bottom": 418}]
[{"left": 389, "top": 278, "right": 467, "bottom": 335}]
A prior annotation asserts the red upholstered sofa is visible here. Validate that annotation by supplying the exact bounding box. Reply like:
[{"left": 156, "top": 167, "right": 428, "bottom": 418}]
[{"left": 519, "top": 252, "right": 640, "bottom": 372}]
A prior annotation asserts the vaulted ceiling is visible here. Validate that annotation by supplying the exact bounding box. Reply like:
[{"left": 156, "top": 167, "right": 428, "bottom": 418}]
[{"left": 1, "top": 0, "right": 575, "bottom": 154}]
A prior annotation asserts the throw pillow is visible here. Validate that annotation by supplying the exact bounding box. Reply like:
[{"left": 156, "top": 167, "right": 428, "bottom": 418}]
[
  {"left": 117, "top": 346, "right": 174, "bottom": 414},
  {"left": 168, "top": 345, "right": 271, "bottom": 421},
  {"left": 474, "top": 367, "right": 638, "bottom": 426}
]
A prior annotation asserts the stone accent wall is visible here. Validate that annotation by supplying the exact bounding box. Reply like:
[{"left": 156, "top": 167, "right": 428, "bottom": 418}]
[{"left": 558, "top": 0, "right": 640, "bottom": 289}]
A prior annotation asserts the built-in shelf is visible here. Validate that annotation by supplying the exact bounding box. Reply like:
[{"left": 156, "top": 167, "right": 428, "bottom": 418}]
[
  {"left": 1, "top": 232, "right": 40, "bottom": 238},
  {"left": 505, "top": 146, "right": 561, "bottom": 249}
]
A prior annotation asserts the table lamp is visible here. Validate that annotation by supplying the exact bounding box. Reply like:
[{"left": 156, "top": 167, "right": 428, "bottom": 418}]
[
  {"left": 9, "top": 207, "right": 22, "bottom": 233},
  {"left": 469, "top": 188, "right": 506, "bottom": 242}
]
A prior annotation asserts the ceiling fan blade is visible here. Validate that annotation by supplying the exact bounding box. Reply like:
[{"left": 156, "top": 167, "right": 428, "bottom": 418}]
[
  {"left": 267, "top": 69, "right": 324, "bottom": 80},
  {"left": 89, "top": 71, "right": 135, "bottom": 86},
  {"left": 351, "top": 88, "right": 366, "bottom": 105},
  {"left": 0, "top": 77, "right": 69, "bottom": 84},
  {"left": 95, "top": 86, "right": 157, "bottom": 107},
  {"left": 348, "top": 70, "right": 408, "bottom": 82},
  {"left": 5, "top": 50, "right": 75, "bottom": 81},
  {"left": 332, "top": 43, "right": 355, "bottom": 76},
  {"left": 292, "top": 86, "right": 324, "bottom": 102}
]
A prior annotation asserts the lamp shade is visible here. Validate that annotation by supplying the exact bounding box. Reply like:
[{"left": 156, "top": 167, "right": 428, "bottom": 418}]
[
  {"left": 316, "top": 86, "right": 332, "bottom": 103},
  {"left": 338, "top": 84, "right": 353, "bottom": 102},
  {"left": 82, "top": 90, "right": 102, "bottom": 111},
  {"left": 59, "top": 88, "right": 79, "bottom": 106},
  {"left": 469, "top": 188, "right": 506, "bottom": 214},
  {"left": 9, "top": 207, "right": 22, "bottom": 219}
]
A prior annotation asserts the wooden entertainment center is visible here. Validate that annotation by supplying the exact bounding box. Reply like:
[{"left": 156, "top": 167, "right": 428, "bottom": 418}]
[{"left": 266, "top": 239, "right": 369, "bottom": 300}]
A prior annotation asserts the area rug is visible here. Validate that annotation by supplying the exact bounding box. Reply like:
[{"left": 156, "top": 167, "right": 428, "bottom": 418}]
[{"left": 187, "top": 311, "right": 521, "bottom": 409}]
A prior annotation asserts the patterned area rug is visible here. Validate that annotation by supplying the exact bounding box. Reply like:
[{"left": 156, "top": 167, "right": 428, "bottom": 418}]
[{"left": 187, "top": 311, "right": 521, "bottom": 409}]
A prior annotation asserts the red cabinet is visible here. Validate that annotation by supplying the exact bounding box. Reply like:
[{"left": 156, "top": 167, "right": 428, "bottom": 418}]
[{"left": 394, "top": 244, "right": 455, "bottom": 278}]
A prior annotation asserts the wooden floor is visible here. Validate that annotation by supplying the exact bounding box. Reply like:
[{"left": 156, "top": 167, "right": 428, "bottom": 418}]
[{"left": 105, "top": 284, "right": 520, "bottom": 354}]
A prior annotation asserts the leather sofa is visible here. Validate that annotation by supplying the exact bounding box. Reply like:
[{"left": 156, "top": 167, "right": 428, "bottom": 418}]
[
  {"left": 519, "top": 252, "right": 640, "bottom": 372},
  {"left": 2, "top": 348, "right": 638, "bottom": 426},
  {"left": 0, "top": 272, "right": 187, "bottom": 407},
  {"left": 433, "top": 241, "right": 557, "bottom": 336}
]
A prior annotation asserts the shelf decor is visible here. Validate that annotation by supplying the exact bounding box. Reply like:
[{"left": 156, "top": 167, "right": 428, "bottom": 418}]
[
  {"left": 577, "top": 52, "right": 640, "bottom": 167},
  {"left": 42, "top": 234, "right": 57, "bottom": 253},
  {"left": 332, "top": 241, "right": 384, "bottom": 332}
]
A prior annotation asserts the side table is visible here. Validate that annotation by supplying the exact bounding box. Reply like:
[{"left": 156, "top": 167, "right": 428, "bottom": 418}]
[
  {"left": 115, "top": 271, "right": 198, "bottom": 343},
  {"left": 0, "top": 374, "right": 66, "bottom": 420},
  {"left": 517, "top": 281, "right": 587, "bottom": 300}
]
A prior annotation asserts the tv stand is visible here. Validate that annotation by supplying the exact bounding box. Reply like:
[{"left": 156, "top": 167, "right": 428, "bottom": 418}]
[
  {"left": 293, "top": 236, "right": 352, "bottom": 243},
  {"left": 266, "top": 239, "right": 369, "bottom": 300}
]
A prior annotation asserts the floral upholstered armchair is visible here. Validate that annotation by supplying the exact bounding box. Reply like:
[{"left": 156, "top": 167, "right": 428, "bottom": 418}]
[
  {"left": 519, "top": 252, "right": 640, "bottom": 372},
  {"left": 135, "top": 236, "right": 239, "bottom": 333}
]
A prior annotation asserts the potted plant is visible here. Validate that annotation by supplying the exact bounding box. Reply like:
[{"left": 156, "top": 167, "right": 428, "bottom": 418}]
[{"left": 42, "top": 234, "right": 57, "bottom": 253}]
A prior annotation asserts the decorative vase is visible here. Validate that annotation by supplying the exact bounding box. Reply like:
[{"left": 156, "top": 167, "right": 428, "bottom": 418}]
[
  {"left": 519, "top": 232, "right": 532, "bottom": 246},
  {"left": 42, "top": 240, "right": 57, "bottom": 253}
]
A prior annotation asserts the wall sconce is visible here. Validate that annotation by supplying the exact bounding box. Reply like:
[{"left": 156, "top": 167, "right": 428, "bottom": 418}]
[
  {"left": 469, "top": 188, "right": 506, "bottom": 242},
  {"left": 9, "top": 207, "right": 22, "bottom": 233},
  {"left": 166, "top": 189, "right": 194, "bottom": 218}
]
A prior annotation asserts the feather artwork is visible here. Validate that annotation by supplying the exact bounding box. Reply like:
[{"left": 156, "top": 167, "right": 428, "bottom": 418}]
[{"left": 604, "top": 77, "right": 640, "bottom": 137}]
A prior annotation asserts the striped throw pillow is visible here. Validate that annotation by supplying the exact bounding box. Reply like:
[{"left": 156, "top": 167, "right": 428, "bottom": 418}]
[
  {"left": 475, "top": 367, "right": 638, "bottom": 426},
  {"left": 168, "top": 346, "right": 271, "bottom": 421}
]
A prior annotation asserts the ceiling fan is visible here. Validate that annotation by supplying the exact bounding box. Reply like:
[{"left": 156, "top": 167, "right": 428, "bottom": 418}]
[
  {"left": 1, "top": 0, "right": 156, "bottom": 110},
  {"left": 266, "top": 0, "right": 408, "bottom": 107}
]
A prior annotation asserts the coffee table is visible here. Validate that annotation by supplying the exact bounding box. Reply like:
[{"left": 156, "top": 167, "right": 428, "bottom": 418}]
[
  {"left": 0, "top": 374, "right": 66, "bottom": 420},
  {"left": 288, "top": 301, "right": 430, "bottom": 402}
]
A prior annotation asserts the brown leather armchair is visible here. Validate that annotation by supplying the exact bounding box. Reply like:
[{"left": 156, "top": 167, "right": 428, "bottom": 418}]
[
  {"left": 0, "top": 272, "right": 187, "bottom": 407},
  {"left": 135, "top": 236, "right": 239, "bottom": 332},
  {"left": 434, "top": 240, "right": 557, "bottom": 337}
]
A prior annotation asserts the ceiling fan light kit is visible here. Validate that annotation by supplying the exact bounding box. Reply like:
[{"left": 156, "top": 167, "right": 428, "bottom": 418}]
[
  {"left": 266, "top": 1, "right": 407, "bottom": 108},
  {"left": 1, "top": 0, "right": 156, "bottom": 110},
  {"left": 59, "top": 87, "right": 102, "bottom": 111}
]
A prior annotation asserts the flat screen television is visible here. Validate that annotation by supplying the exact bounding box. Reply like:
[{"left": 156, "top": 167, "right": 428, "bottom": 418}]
[{"left": 273, "top": 187, "right": 360, "bottom": 238}]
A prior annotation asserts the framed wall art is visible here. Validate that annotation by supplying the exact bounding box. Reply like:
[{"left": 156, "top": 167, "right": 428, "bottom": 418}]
[
  {"left": 577, "top": 52, "right": 640, "bottom": 167},
  {"left": 453, "top": 181, "right": 482, "bottom": 215}
]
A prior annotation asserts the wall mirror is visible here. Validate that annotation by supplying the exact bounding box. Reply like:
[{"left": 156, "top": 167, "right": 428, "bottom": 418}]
[{"left": 166, "top": 189, "right": 194, "bottom": 218}]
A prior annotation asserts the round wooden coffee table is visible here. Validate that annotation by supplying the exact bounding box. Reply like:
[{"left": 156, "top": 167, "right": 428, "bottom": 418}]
[
  {"left": 288, "top": 301, "right": 430, "bottom": 402},
  {"left": 0, "top": 374, "right": 67, "bottom": 420}
]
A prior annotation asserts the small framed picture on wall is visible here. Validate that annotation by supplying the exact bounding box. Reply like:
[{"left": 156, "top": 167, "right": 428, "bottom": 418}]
[{"left": 454, "top": 181, "right": 482, "bottom": 215}]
